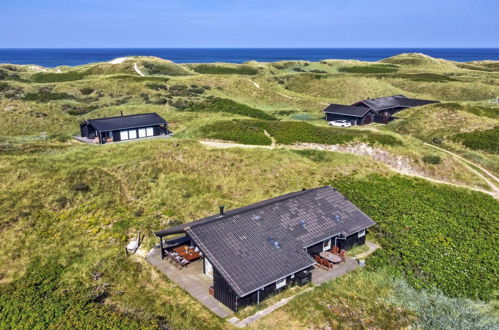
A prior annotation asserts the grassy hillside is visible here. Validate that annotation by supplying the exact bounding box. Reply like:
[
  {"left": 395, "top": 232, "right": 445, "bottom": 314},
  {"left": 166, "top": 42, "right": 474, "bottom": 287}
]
[{"left": 1, "top": 53, "right": 498, "bottom": 328}]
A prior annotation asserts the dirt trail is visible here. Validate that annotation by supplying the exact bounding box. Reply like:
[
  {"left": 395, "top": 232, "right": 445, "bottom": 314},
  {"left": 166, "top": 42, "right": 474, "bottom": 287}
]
[
  {"left": 424, "top": 143, "right": 499, "bottom": 184},
  {"left": 134, "top": 63, "right": 145, "bottom": 76},
  {"left": 200, "top": 140, "right": 498, "bottom": 199}
]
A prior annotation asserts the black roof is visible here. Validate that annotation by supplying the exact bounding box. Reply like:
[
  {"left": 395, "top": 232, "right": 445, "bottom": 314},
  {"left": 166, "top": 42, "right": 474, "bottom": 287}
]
[
  {"left": 156, "top": 186, "right": 376, "bottom": 297},
  {"left": 81, "top": 113, "right": 167, "bottom": 132},
  {"left": 353, "top": 95, "right": 438, "bottom": 112},
  {"left": 323, "top": 104, "right": 373, "bottom": 118}
]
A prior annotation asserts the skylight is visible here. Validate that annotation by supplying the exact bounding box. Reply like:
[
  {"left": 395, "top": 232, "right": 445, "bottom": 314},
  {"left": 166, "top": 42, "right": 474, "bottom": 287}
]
[{"left": 267, "top": 237, "right": 281, "bottom": 249}]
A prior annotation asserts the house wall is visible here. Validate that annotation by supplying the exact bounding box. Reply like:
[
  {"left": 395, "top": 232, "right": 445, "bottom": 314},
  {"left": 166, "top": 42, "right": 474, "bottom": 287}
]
[
  {"left": 336, "top": 231, "right": 367, "bottom": 250},
  {"left": 213, "top": 267, "right": 312, "bottom": 312},
  {"left": 99, "top": 124, "right": 167, "bottom": 144},
  {"left": 307, "top": 230, "right": 368, "bottom": 254},
  {"left": 325, "top": 113, "right": 374, "bottom": 126}
]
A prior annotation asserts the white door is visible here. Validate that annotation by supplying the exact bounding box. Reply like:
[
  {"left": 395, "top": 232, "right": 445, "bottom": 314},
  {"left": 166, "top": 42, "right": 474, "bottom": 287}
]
[
  {"left": 146, "top": 127, "right": 154, "bottom": 137},
  {"left": 204, "top": 258, "right": 213, "bottom": 278},
  {"left": 138, "top": 128, "right": 146, "bottom": 138},
  {"left": 323, "top": 238, "right": 331, "bottom": 251},
  {"left": 120, "top": 130, "right": 129, "bottom": 140},
  {"left": 128, "top": 129, "right": 137, "bottom": 139}
]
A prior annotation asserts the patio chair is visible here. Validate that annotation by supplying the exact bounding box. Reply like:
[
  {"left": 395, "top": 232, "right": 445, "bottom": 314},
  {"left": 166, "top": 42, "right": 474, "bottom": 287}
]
[
  {"left": 339, "top": 249, "right": 346, "bottom": 262},
  {"left": 314, "top": 255, "right": 327, "bottom": 270},
  {"left": 180, "top": 259, "right": 190, "bottom": 267},
  {"left": 322, "top": 259, "right": 333, "bottom": 270},
  {"left": 332, "top": 246, "right": 340, "bottom": 255}
]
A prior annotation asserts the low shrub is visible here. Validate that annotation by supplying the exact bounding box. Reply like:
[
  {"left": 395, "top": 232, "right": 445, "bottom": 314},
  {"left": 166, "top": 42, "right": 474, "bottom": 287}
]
[
  {"left": 192, "top": 64, "right": 259, "bottom": 75},
  {"left": 107, "top": 75, "right": 169, "bottom": 83},
  {"left": 198, "top": 120, "right": 402, "bottom": 146},
  {"left": 452, "top": 127, "right": 499, "bottom": 154},
  {"left": 23, "top": 92, "right": 75, "bottom": 102},
  {"left": 79, "top": 87, "right": 95, "bottom": 95},
  {"left": 422, "top": 155, "right": 441, "bottom": 165},
  {"left": 72, "top": 183, "right": 90, "bottom": 192},
  {"left": 0, "top": 258, "right": 157, "bottom": 329},
  {"left": 339, "top": 64, "right": 399, "bottom": 73},
  {"left": 332, "top": 174, "right": 499, "bottom": 300},
  {"left": 198, "top": 120, "right": 272, "bottom": 145},
  {"left": 31, "top": 71, "right": 87, "bottom": 83},
  {"left": 184, "top": 98, "right": 277, "bottom": 120},
  {"left": 383, "top": 73, "right": 457, "bottom": 82},
  {"left": 146, "top": 83, "right": 167, "bottom": 91}
]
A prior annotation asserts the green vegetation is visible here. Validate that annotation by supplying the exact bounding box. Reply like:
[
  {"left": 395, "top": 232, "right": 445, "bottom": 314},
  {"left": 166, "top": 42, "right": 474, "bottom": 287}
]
[
  {"left": 191, "top": 64, "right": 259, "bottom": 75},
  {"left": 0, "top": 257, "right": 158, "bottom": 329},
  {"left": 106, "top": 74, "right": 170, "bottom": 82},
  {"left": 271, "top": 270, "right": 498, "bottom": 329},
  {"left": 338, "top": 64, "right": 399, "bottom": 73},
  {"left": 185, "top": 98, "right": 277, "bottom": 120},
  {"left": 422, "top": 155, "right": 442, "bottom": 164},
  {"left": 333, "top": 174, "right": 499, "bottom": 300},
  {"left": 198, "top": 119, "right": 402, "bottom": 146},
  {"left": 452, "top": 127, "right": 499, "bottom": 154},
  {"left": 23, "top": 92, "right": 75, "bottom": 102},
  {"left": 385, "top": 73, "right": 457, "bottom": 82},
  {"left": 31, "top": 71, "right": 87, "bottom": 83}
]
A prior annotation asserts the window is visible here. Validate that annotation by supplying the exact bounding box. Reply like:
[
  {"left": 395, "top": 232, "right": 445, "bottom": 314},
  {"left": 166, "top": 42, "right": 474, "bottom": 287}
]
[
  {"left": 138, "top": 128, "right": 146, "bottom": 138},
  {"left": 146, "top": 127, "right": 154, "bottom": 137},
  {"left": 119, "top": 130, "right": 129, "bottom": 140},
  {"left": 128, "top": 129, "right": 137, "bottom": 139},
  {"left": 276, "top": 278, "right": 286, "bottom": 289},
  {"left": 358, "top": 230, "right": 366, "bottom": 238},
  {"left": 323, "top": 238, "right": 331, "bottom": 251}
]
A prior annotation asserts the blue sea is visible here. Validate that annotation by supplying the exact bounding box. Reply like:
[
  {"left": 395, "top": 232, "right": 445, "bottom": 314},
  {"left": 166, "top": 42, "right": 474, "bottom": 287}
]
[{"left": 0, "top": 48, "right": 498, "bottom": 67}]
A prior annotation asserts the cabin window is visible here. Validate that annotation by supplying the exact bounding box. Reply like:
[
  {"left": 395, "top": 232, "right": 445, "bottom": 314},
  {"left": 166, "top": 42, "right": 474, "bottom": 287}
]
[
  {"left": 128, "top": 129, "right": 137, "bottom": 139},
  {"left": 120, "top": 130, "right": 129, "bottom": 140},
  {"left": 146, "top": 127, "right": 154, "bottom": 136},
  {"left": 138, "top": 128, "right": 146, "bottom": 138},
  {"left": 276, "top": 278, "right": 286, "bottom": 289},
  {"left": 323, "top": 238, "right": 331, "bottom": 251},
  {"left": 358, "top": 230, "right": 366, "bottom": 238}
]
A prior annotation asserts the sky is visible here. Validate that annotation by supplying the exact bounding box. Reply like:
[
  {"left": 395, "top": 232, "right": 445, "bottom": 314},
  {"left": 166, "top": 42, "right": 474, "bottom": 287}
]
[{"left": 1, "top": 0, "right": 498, "bottom": 48}]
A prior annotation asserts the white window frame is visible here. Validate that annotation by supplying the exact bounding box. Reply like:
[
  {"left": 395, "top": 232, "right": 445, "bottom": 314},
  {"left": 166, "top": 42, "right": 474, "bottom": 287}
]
[
  {"left": 146, "top": 127, "right": 154, "bottom": 137},
  {"left": 276, "top": 278, "right": 286, "bottom": 289},
  {"left": 138, "top": 128, "right": 146, "bottom": 138},
  {"left": 128, "top": 129, "right": 137, "bottom": 139},
  {"left": 120, "top": 130, "right": 129, "bottom": 140},
  {"left": 323, "top": 238, "right": 331, "bottom": 251},
  {"left": 204, "top": 258, "right": 213, "bottom": 278},
  {"left": 358, "top": 229, "right": 366, "bottom": 238}
]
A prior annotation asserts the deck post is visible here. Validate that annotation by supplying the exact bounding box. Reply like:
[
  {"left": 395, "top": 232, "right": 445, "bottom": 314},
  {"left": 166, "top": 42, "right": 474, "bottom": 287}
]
[{"left": 160, "top": 237, "right": 164, "bottom": 259}]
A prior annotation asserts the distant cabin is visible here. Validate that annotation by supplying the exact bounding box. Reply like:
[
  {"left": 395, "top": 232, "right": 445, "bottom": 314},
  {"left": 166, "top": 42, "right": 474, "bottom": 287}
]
[
  {"left": 323, "top": 95, "right": 438, "bottom": 125},
  {"left": 155, "top": 186, "right": 376, "bottom": 312},
  {"left": 79, "top": 112, "right": 169, "bottom": 144}
]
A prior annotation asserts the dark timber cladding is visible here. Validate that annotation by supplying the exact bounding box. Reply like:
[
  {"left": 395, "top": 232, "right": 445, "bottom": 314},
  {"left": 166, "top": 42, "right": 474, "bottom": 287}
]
[
  {"left": 156, "top": 186, "right": 376, "bottom": 311},
  {"left": 80, "top": 112, "right": 169, "bottom": 144},
  {"left": 323, "top": 94, "right": 438, "bottom": 125}
]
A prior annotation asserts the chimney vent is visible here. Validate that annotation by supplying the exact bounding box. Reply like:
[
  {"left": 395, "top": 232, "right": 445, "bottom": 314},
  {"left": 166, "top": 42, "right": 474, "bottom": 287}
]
[
  {"left": 335, "top": 215, "right": 340, "bottom": 222},
  {"left": 219, "top": 206, "right": 225, "bottom": 216}
]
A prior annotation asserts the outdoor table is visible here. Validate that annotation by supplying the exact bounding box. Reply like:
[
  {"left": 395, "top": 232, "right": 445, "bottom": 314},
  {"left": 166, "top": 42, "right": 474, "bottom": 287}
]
[
  {"left": 319, "top": 251, "right": 342, "bottom": 263},
  {"left": 173, "top": 246, "right": 201, "bottom": 261}
]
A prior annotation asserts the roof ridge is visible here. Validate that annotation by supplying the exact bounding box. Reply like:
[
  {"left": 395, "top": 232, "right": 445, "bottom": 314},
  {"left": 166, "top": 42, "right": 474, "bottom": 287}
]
[
  {"left": 188, "top": 186, "right": 330, "bottom": 230},
  {"left": 88, "top": 112, "right": 159, "bottom": 122}
]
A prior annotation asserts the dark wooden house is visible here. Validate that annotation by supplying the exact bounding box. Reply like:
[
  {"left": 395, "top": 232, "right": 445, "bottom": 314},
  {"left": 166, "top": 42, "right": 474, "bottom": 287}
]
[
  {"left": 80, "top": 112, "right": 169, "bottom": 144},
  {"left": 323, "top": 95, "right": 438, "bottom": 125},
  {"left": 323, "top": 104, "right": 376, "bottom": 125},
  {"left": 155, "top": 186, "right": 376, "bottom": 312}
]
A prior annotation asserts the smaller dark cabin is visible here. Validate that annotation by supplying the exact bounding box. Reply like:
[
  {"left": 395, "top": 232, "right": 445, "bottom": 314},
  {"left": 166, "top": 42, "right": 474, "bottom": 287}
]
[
  {"left": 323, "top": 95, "right": 438, "bottom": 125},
  {"left": 80, "top": 112, "right": 169, "bottom": 144},
  {"left": 323, "top": 104, "right": 376, "bottom": 126}
]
